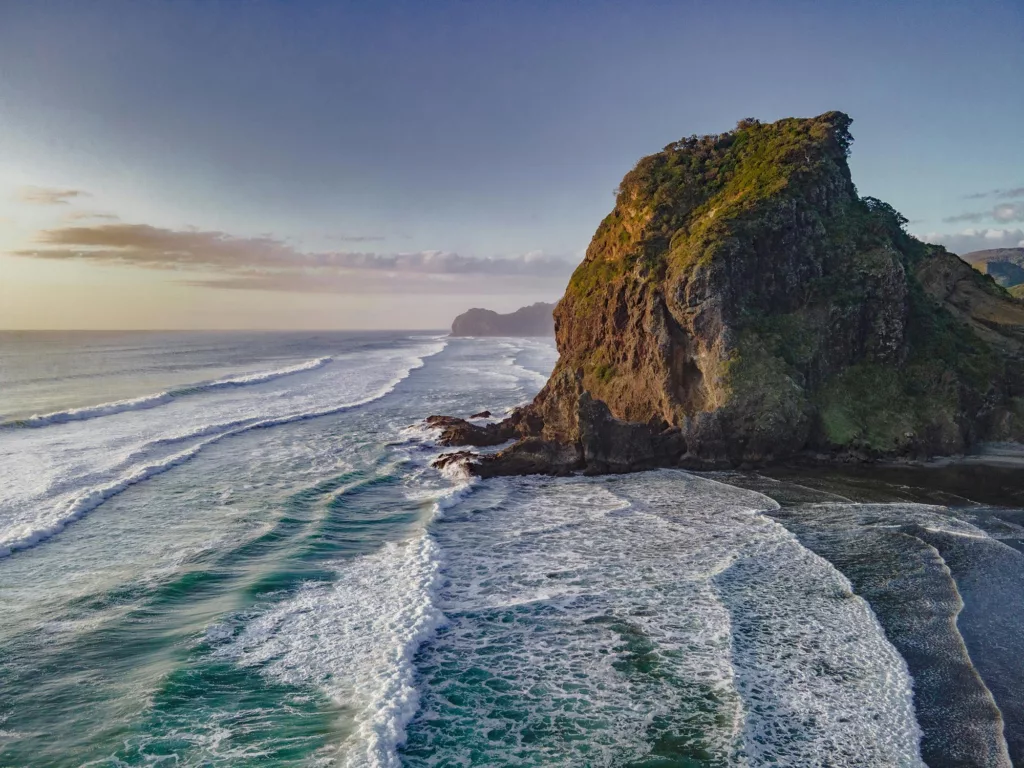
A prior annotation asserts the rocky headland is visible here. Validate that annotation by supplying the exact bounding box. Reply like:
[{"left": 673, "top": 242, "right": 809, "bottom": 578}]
[
  {"left": 432, "top": 112, "right": 1024, "bottom": 476},
  {"left": 450, "top": 302, "right": 555, "bottom": 337}
]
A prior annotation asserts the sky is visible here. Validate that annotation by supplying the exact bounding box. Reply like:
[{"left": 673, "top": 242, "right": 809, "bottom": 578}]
[{"left": 0, "top": 0, "right": 1021, "bottom": 330}]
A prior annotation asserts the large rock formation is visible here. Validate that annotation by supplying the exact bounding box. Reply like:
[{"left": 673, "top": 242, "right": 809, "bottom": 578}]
[
  {"left": 433, "top": 112, "right": 1024, "bottom": 475},
  {"left": 450, "top": 302, "right": 555, "bottom": 337}
]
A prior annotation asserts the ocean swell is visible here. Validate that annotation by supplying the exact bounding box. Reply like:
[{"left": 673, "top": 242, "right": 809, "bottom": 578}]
[
  {"left": 214, "top": 477, "right": 474, "bottom": 768},
  {"left": 5, "top": 356, "right": 334, "bottom": 428},
  {"left": 0, "top": 345, "right": 446, "bottom": 559}
]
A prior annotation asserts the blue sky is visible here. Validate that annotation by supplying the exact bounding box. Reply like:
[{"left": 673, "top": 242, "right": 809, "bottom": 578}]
[{"left": 1, "top": 0, "right": 1021, "bottom": 328}]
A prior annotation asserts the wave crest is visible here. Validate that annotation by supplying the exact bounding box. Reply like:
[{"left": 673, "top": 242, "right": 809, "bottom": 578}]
[{"left": 5, "top": 357, "right": 333, "bottom": 428}]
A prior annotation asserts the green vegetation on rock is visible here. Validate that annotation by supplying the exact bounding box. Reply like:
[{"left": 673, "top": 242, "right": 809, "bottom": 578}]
[
  {"left": 539, "top": 112, "right": 1024, "bottom": 464},
  {"left": 440, "top": 113, "right": 1024, "bottom": 475}
]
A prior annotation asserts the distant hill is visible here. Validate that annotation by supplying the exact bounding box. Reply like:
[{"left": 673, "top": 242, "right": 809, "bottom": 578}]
[
  {"left": 962, "top": 248, "right": 1024, "bottom": 288},
  {"left": 1012, "top": 284, "right": 1024, "bottom": 299},
  {"left": 450, "top": 302, "right": 555, "bottom": 337}
]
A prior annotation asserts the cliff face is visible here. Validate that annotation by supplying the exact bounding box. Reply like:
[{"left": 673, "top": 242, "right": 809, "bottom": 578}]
[
  {"left": 436, "top": 113, "right": 1024, "bottom": 474},
  {"left": 450, "top": 302, "right": 555, "bottom": 337}
]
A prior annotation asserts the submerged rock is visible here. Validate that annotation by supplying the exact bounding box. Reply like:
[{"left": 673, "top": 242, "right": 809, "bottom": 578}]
[{"left": 431, "top": 112, "right": 1024, "bottom": 475}]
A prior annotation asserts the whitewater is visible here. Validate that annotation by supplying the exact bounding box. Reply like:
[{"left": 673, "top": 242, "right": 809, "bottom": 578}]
[{"left": 1, "top": 330, "right": 1020, "bottom": 767}]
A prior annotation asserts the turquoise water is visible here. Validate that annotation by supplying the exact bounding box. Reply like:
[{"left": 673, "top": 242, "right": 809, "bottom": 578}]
[
  {"left": 0, "top": 331, "right": 503, "bottom": 765},
  {"left": 1, "top": 332, "right": 1022, "bottom": 766}
]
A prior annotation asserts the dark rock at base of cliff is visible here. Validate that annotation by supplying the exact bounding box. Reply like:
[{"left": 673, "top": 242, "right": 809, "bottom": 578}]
[
  {"left": 428, "top": 389, "right": 686, "bottom": 476},
  {"left": 432, "top": 440, "right": 582, "bottom": 477},
  {"left": 432, "top": 450, "right": 479, "bottom": 473},
  {"left": 576, "top": 394, "right": 687, "bottom": 474},
  {"left": 472, "top": 438, "right": 584, "bottom": 477},
  {"left": 424, "top": 415, "right": 514, "bottom": 447}
]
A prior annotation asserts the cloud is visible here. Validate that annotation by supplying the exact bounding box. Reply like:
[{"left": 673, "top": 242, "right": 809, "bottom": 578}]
[
  {"left": 918, "top": 228, "right": 1024, "bottom": 255},
  {"left": 179, "top": 271, "right": 553, "bottom": 295},
  {"left": 942, "top": 212, "right": 986, "bottom": 224},
  {"left": 17, "top": 186, "right": 90, "bottom": 205},
  {"left": 324, "top": 233, "right": 387, "bottom": 243},
  {"left": 941, "top": 201, "right": 1024, "bottom": 225},
  {"left": 64, "top": 211, "right": 121, "bottom": 222},
  {"left": 962, "top": 186, "right": 1024, "bottom": 200},
  {"left": 993, "top": 202, "right": 1024, "bottom": 223},
  {"left": 9, "top": 222, "right": 577, "bottom": 293}
]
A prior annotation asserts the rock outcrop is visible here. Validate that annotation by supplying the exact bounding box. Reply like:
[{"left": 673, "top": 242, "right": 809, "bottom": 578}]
[
  {"left": 450, "top": 302, "right": 555, "bottom": 337},
  {"left": 432, "top": 112, "right": 1024, "bottom": 475}
]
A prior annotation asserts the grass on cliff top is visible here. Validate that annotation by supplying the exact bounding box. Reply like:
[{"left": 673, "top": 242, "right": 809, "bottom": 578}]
[
  {"left": 567, "top": 112, "right": 855, "bottom": 304},
  {"left": 1011, "top": 284, "right": 1024, "bottom": 299}
]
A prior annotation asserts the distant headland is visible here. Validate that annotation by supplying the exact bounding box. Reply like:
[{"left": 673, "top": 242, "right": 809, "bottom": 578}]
[{"left": 450, "top": 302, "right": 555, "bottom": 337}]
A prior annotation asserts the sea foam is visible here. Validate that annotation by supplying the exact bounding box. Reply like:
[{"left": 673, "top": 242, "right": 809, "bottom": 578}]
[
  {"left": 0, "top": 344, "right": 446, "bottom": 559},
  {"left": 400, "top": 470, "right": 926, "bottom": 766},
  {"left": 215, "top": 477, "right": 474, "bottom": 768},
  {"left": 6, "top": 356, "right": 333, "bottom": 428}
]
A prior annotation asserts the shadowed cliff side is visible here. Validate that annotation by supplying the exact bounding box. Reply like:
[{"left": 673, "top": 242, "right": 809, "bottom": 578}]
[{"left": 432, "top": 112, "right": 1024, "bottom": 475}]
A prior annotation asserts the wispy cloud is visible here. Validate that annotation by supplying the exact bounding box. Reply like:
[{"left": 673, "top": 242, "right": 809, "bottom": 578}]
[
  {"left": 942, "top": 211, "right": 986, "bottom": 224},
  {"left": 324, "top": 233, "right": 387, "bottom": 243},
  {"left": 919, "top": 228, "right": 1024, "bottom": 254},
  {"left": 942, "top": 201, "right": 1024, "bottom": 225},
  {"left": 963, "top": 186, "right": 1024, "bottom": 200},
  {"left": 17, "top": 186, "right": 90, "bottom": 205},
  {"left": 993, "top": 202, "right": 1024, "bottom": 223},
  {"left": 63, "top": 211, "right": 121, "bottom": 222},
  {"left": 9, "top": 222, "right": 576, "bottom": 293},
  {"left": 179, "top": 272, "right": 552, "bottom": 295}
]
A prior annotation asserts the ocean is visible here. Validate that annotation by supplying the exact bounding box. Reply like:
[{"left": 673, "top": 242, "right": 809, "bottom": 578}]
[{"left": 0, "top": 331, "right": 1021, "bottom": 767}]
